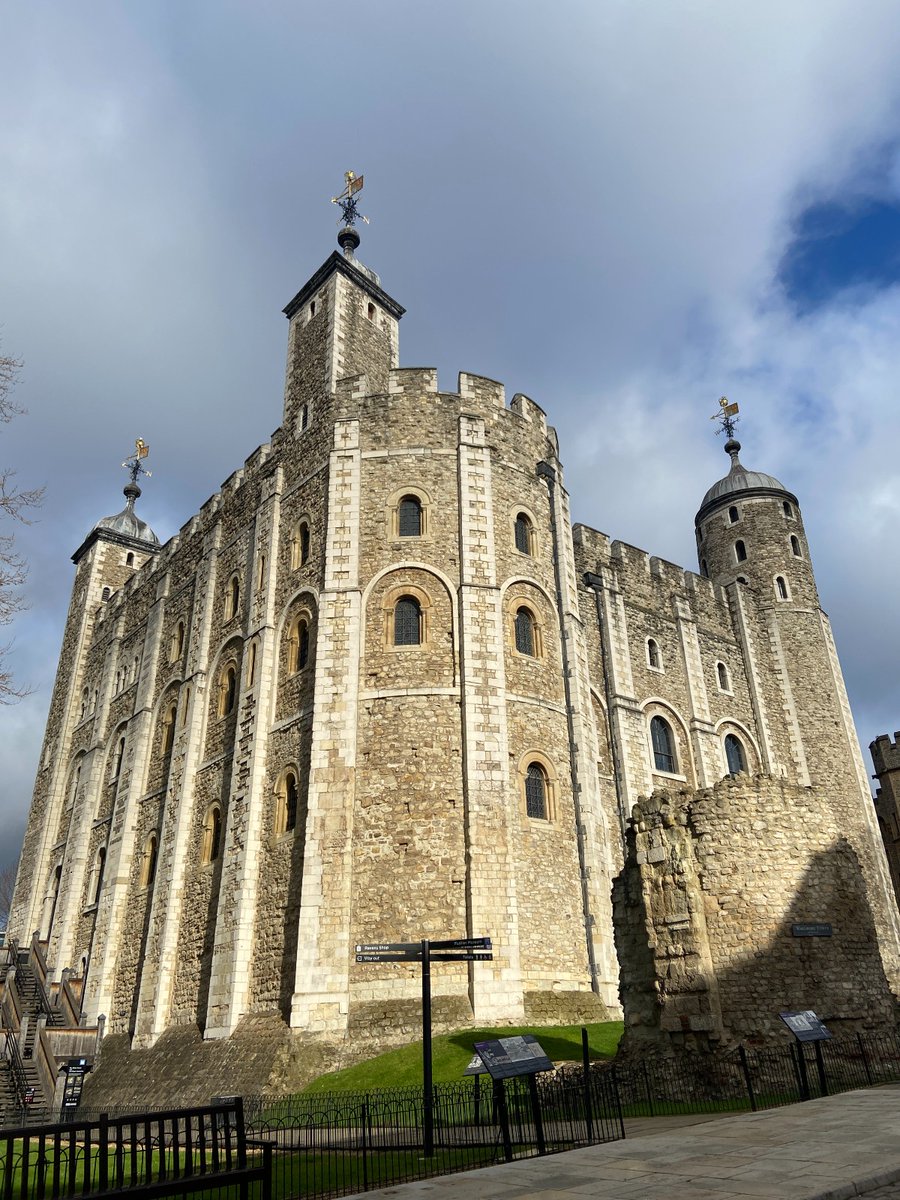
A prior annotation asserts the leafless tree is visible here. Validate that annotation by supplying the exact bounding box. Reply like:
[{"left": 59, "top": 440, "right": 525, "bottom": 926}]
[
  {"left": 0, "top": 861, "right": 17, "bottom": 933},
  {"left": 0, "top": 349, "right": 43, "bottom": 701}
]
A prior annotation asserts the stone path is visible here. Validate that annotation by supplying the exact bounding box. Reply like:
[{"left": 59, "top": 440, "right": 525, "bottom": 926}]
[{"left": 349, "top": 1085, "right": 900, "bottom": 1199}]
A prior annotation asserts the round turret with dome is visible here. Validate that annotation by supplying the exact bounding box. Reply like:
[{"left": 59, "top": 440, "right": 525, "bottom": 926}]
[
  {"left": 694, "top": 413, "right": 817, "bottom": 609},
  {"left": 94, "top": 478, "right": 159, "bottom": 547}
]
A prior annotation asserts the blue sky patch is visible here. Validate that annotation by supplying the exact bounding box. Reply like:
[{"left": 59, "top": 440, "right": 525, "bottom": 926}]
[{"left": 779, "top": 200, "right": 900, "bottom": 310}]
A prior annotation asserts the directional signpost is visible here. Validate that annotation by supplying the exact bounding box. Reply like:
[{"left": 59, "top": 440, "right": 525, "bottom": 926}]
[{"left": 356, "top": 935, "right": 493, "bottom": 1155}]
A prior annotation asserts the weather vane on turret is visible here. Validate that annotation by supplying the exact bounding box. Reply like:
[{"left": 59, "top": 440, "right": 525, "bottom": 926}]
[
  {"left": 710, "top": 396, "right": 740, "bottom": 440},
  {"left": 331, "top": 170, "right": 369, "bottom": 228},
  {"left": 122, "top": 438, "right": 152, "bottom": 487}
]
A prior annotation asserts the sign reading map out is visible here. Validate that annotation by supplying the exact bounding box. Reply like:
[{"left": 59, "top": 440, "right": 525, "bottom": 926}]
[
  {"left": 780, "top": 1010, "right": 832, "bottom": 1043},
  {"left": 474, "top": 1035, "right": 554, "bottom": 1080}
]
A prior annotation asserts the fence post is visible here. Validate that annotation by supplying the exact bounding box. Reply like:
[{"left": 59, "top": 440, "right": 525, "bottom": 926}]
[
  {"left": 527, "top": 1074, "right": 546, "bottom": 1156},
  {"left": 261, "top": 1140, "right": 273, "bottom": 1200},
  {"left": 581, "top": 1026, "right": 595, "bottom": 1142},
  {"left": 737, "top": 1046, "right": 757, "bottom": 1112},
  {"left": 474, "top": 1073, "right": 482, "bottom": 1127},
  {"left": 814, "top": 1041, "right": 828, "bottom": 1097},
  {"left": 793, "top": 1043, "right": 811, "bottom": 1101},
  {"left": 642, "top": 1061, "right": 654, "bottom": 1117},
  {"left": 611, "top": 1065, "right": 626, "bottom": 1141},
  {"left": 494, "top": 1080, "right": 513, "bottom": 1163},
  {"left": 98, "top": 1112, "right": 109, "bottom": 1191},
  {"left": 856, "top": 1032, "right": 873, "bottom": 1087}
]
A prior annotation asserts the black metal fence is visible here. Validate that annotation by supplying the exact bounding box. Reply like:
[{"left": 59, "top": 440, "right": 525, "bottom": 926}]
[{"left": 0, "top": 1098, "right": 272, "bottom": 1200}]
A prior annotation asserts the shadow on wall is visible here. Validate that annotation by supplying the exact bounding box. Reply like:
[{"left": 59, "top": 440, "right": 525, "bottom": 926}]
[{"left": 613, "top": 774, "right": 898, "bottom": 1054}]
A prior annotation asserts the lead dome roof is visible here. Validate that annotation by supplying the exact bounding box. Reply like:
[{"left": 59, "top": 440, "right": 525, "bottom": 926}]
[
  {"left": 696, "top": 438, "right": 796, "bottom": 523},
  {"left": 93, "top": 482, "right": 160, "bottom": 546}
]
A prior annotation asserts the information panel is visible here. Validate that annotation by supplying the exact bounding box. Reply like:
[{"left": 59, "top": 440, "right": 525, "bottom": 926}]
[
  {"left": 474, "top": 1035, "right": 554, "bottom": 1080},
  {"left": 780, "top": 1010, "right": 832, "bottom": 1042}
]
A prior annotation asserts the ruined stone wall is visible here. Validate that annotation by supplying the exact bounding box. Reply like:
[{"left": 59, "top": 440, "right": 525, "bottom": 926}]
[{"left": 614, "top": 775, "right": 897, "bottom": 1052}]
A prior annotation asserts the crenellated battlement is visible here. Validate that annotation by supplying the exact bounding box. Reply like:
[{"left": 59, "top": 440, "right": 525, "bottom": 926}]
[{"left": 872, "top": 734, "right": 900, "bottom": 775}]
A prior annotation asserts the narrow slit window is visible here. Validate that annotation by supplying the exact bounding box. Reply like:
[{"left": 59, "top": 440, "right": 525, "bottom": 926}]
[
  {"left": 735, "top": 540, "right": 747, "bottom": 563},
  {"left": 717, "top": 662, "right": 730, "bottom": 692},
  {"left": 647, "top": 639, "right": 661, "bottom": 670},
  {"left": 775, "top": 575, "right": 789, "bottom": 600},
  {"left": 790, "top": 535, "right": 802, "bottom": 557},
  {"left": 728, "top": 505, "right": 739, "bottom": 523}
]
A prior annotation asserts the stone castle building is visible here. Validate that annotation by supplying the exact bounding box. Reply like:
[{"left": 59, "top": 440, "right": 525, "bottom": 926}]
[
  {"left": 873, "top": 733, "right": 900, "bottom": 910},
  {"left": 8, "top": 224, "right": 900, "bottom": 1094}
]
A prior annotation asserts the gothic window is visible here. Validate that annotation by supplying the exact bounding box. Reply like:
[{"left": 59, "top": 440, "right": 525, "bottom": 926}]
[
  {"left": 514, "top": 607, "right": 536, "bottom": 657},
  {"left": 289, "top": 619, "right": 311, "bottom": 673},
  {"left": 202, "top": 805, "right": 222, "bottom": 864},
  {"left": 141, "top": 833, "right": 158, "bottom": 888},
  {"left": 218, "top": 664, "right": 237, "bottom": 717},
  {"left": 716, "top": 662, "right": 731, "bottom": 692},
  {"left": 514, "top": 512, "right": 534, "bottom": 555},
  {"left": 525, "top": 763, "right": 549, "bottom": 820},
  {"left": 728, "top": 505, "right": 739, "bottom": 523},
  {"left": 724, "top": 733, "right": 746, "bottom": 775},
  {"left": 735, "top": 540, "right": 747, "bottom": 563},
  {"left": 398, "top": 495, "right": 422, "bottom": 537},
  {"left": 775, "top": 575, "right": 789, "bottom": 600},
  {"left": 783, "top": 501, "right": 794, "bottom": 518},
  {"left": 276, "top": 770, "right": 300, "bottom": 836},
  {"left": 292, "top": 522, "right": 311, "bottom": 569},
  {"left": 170, "top": 621, "right": 185, "bottom": 663},
  {"left": 394, "top": 596, "right": 422, "bottom": 646},
  {"left": 650, "top": 716, "right": 677, "bottom": 773},
  {"left": 225, "top": 575, "right": 240, "bottom": 621},
  {"left": 790, "top": 535, "right": 802, "bottom": 558},
  {"left": 647, "top": 638, "right": 662, "bottom": 670}
]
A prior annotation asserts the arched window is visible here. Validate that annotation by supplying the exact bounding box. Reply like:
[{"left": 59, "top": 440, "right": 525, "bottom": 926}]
[
  {"left": 218, "top": 664, "right": 237, "bottom": 717},
  {"left": 180, "top": 685, "right": 191, "bottom": 726},
  {"left": 257, "top": 553, "right": 267, "bottom": 590},
  {"left": 170, "top": 620, "right": 185, "bottom": 662},
  {"left": 309, "top": 300, "right": 316, "bottom": 319},
  {"left": 141, "top": 833, "right": 158, "bottom": 888},
  {"left": 277, "top": 770, "right": 299, "bottom": 836},
  {"left": 716, "top": 662, "right": 730, "bottom": 692},
  {"left": 289, "top": 619, "right": 310, "bottom": 673},
  {"left": 126, "top": 552, "right": 134, "bottom": 567},
  {"left": 790, "top": 535, "right": 802, "bottom": 557},
  {"left": 101, "top": 587, "right": 111, "bottom": 602},
  {"left": 735, "top": 540, "right": 747, "bottom": 563},
  {"left": 728, "top": 505, "right": 739, "bottom": 523},
  {"left": 161, "top": 702, "right": 177, "bottom": 754},
  {"left": 514, "top": 513, "right": 534, "bottom": 555},
  {"left": 700, "top": 559, "right": 708, "bottom": 578},
  {"left": 650, "top": 716, "right": 677, "bottom": 773},
  {"left": 292, "top": 522, "right": 311, "bottom": 569},
  {"left": 647, "top": 639, "right": 662, "bottom": 670},
  {"left": 724, "top": 733, "right": 746, "bottom": 774},
  {"left": 525, "top": 763, "right": 549, "bottom": 820},
  {"left": 398, "top": 496, "right": 422, "bottom": 537},
  {"left": 224, "top": 575, "right": 240, "bottom": 620},
  {"left": 247, "top": 640, "right": 258, "bottom": 688},
  {"left": 775, "top": 575, "right": 789, "bottom": 600},
  {"left": 202, "top": 805, "right": 222, "bottom": 864},
  {"left": 300, "top": 403, "right": 309, "bottom": 430},
  {"left": 113, "top": 736, "right": 126, "bottom": 779},
  {"left": 514, "top": 607, "right": 536, "bottom": 656},
  {"left": 367, "top": 302, "right": 376, "bottom": 320},
  {"left": 93, "top": 848, "right": 106, "bottom": 904},
  {"left": 394, "top": 596, "right": 422, "bottom": 645},
  {"left": 783, "top": 501, "right": 794, "bottom": 518},
  {"left": 80, "top": 688, "right": 89, "bottom": 720}
]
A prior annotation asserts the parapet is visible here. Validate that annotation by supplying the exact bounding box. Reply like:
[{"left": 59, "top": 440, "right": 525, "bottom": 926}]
[{"left": 871, "top": 734, "right": 900, "bottom": 775}]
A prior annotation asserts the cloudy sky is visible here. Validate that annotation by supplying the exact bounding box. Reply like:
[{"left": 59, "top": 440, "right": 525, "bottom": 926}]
[{"left": 3, "top": 0, "right": 900, "bottom": 879}]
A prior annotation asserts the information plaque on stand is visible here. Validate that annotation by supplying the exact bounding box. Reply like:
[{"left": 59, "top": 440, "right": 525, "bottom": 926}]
[
  {"left": 474, "top": 1035, "right": 554, "bottom": 1079},
  {"left": 780, "top": 1010, "right": 832, "bottom": 1042}
]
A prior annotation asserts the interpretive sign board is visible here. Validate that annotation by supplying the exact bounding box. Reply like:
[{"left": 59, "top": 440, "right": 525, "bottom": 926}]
[
  {"left": 780, "top": 1010, "right": 832, "bottom": 1042},
  {"left": 474, "top": 1035, "right": 554, "bottom": 1080},
  {"left": 463, "top": 1053, "right": 489, "bottom": 1076}
]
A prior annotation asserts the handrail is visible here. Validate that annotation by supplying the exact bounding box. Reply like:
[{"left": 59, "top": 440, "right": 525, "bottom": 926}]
[{"left": 3, "top": 1029, "right": 29, "bottom": 1110}]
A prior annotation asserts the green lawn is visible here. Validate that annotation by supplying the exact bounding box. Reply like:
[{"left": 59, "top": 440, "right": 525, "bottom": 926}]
[{"left": 302, "top": 1020, "right": 624, "bottom": 1093}]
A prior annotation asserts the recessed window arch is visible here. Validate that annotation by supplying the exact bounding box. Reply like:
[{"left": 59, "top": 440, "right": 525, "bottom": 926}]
[
  {"left": 224, "top": 574, "right": 240, "bottom": 621},
  {"left": 113, "top": 735, "right": 126, "bottom": 779},
  {"left": 141, "top": 832, "right": 159, "bottom": 888},
  {"left": 202, "top": 804, "right": 223, "bottom": 864},
  {"left": 247, "top": 639, "right": 259, "bottom": 688},
  {"left": 525, "top": 763, "right": 549, "bottom": 820},
  {"left": 275, "top": 769, "right": 300, "bottom": 837},
  {"left": 398, "top": 495, "right": 423, "bottom": 537},
  {"left": 170, "top": 620, "right": 185, "bottom": 662},
  {"left": 161, "top": 700, "right": 178, "bottom": 754},
  {"left": 180, "top": 684, "right": 192, "bottom": 726},
  {"left": 647, "top": 638, "right": 662, "bottom": 671},
  {"left": 650, "top": 715, "right": 677, "bottom": 773},
  {"left": 80, "top": 688, "right": 89, "bottom": 720},
  {"left": 728, "top": 505, "right": 739, "bottom": 523},
  {"left": 514, "top": 512, "right": 535, "bottom": 555},
  {"left": 716, "top": 661, "right": 731, "bottom": 692},
  {"left": 218, "top": 662, "right": 238, "bottom": 717},
  {"left": 101, "top": 587, "right": 111, "bottom": 602},
  {"left": 394, "top": 595, "right": 422, "bottom": 646},
  {"left": 775, "top": 575, "right": 789, "bottom": 600},
  {"left": 790, "top": 535, "right": 802, "bottom": 558},
  {"left": 299, "top": 403, "right": 309, "bottom": 431},
  {"left": 724, "top": 733, "right": 746, "bottom": 775},
  {"left": 514, "top": 606, "right": 539, "bottom": 657},
  {"left": 126, "top": 552, "right": 135, "bottom": 567},
  {"left": 289, "top": 616, "right": 311, "bottom": 673},
  {"left": 92, "top": 847, "right": 106, "bottom": 905},
  {"left": 367, "top": 302, "right": 376, "bottom": 320},
  {"left": 783, "top": 500, "right": 794, "bottom": 518},
  {"left": 257, "top": 552, "right": 267, "bottom": 590},
  {"left": 700, "top": 559, "right": 709, "bottom": 578},
  {"left": 291, "top": 520, "right": 311, "bottom": 569},
  {"left": 734, "top": 540, "right": 747, "bottom": 563}
]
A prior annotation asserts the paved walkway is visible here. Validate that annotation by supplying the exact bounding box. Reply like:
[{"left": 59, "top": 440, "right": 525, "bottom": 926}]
[{"left": 352, "top": 1085, "right": 900, "bottom": 1200}]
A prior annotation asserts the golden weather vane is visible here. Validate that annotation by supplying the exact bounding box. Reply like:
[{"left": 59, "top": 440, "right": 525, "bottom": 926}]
[
  {"left": 710, "top": 396, "right": 740, "bottom": 439},
  {"left": 122, "top": 438, "right": 152, "bottom": 485},
  {"left": 331, "top": 170, "right": 369, "bottom": 227}
]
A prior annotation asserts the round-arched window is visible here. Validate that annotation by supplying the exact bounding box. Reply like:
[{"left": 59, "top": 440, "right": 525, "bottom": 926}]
[
  {"left": 394, "top": 596, "right": 422, "bottom": 645},
  {"left": 514, "top": 607, "right": 536, "bottom": 656},
  {"left": 724, "top": 733, "right": 746, "bottom": 775},
  {"left": 525, "top": 763, "right": 548, "bottom": 820},
  {"left": 650, "top": 716, "right": 677, "bottom": 773},
  {"left": 398, "top": 496, "right": 423, "bottom": 537}
]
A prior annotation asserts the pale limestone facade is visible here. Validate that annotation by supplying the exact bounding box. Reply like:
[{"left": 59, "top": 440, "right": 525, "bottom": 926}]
[{"left": 8, "top": 235, "right": 900, "bottom": 1095}]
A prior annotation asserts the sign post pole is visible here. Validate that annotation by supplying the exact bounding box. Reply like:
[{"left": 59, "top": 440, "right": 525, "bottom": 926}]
[{"left": 422, "top": 939, "right": 434, "bottom": 1157}]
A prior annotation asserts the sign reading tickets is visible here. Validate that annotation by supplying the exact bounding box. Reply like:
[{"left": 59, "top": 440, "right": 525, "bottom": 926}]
[
  {"left": 474, "top": 1035, "right": 554, "bottom": 1080},
  {"left": 779, "top": 1010, "right": 832, "bottom": 1042}
]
